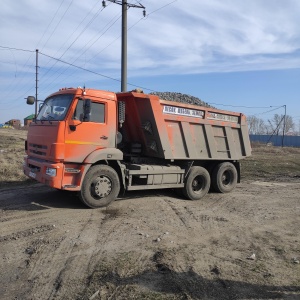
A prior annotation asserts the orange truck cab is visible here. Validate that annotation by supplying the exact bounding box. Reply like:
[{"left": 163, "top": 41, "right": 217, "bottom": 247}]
[{"left": 24, "top": 87, "right": 251, "bottom": 208}]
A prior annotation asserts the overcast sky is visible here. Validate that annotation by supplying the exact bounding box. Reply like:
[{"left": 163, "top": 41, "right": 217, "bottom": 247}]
[{"left": 1, "top": 0, "right": 300, "bottom": 127}]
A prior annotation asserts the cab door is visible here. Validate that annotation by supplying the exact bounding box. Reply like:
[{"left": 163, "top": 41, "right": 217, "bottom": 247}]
[{"left": 65, "top": 98, "right": 117, "bottom": 163}]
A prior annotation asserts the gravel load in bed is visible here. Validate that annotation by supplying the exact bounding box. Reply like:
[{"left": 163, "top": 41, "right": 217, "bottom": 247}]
[{"left": 151, "top": 91, "right": 214, "bottom": 108}]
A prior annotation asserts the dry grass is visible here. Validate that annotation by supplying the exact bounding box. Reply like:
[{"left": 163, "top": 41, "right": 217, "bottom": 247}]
[
  {"left": 1, "top": 129, "right": 300, "bottom": 188},
  {"left": 0, "top": 128, "right": 31, "bottom": 187},
  {"left": 242, "top": 143, "right": 300, "bottom": 180}
]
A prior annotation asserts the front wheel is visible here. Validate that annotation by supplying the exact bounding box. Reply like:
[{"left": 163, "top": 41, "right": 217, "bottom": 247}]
[
  {"left": 211, "top": 162, "right": 237, "bottom": 193},
  {"left": 79, "top": 165, "right": 120, "bottom": 208},
  {"left": 183, "top": 166, "right": 211, "bottom": 200}
]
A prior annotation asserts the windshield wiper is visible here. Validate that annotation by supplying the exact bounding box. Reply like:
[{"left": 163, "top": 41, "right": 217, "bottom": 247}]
[
  {"left": 46, "top": 114, "right": 55, "bottom": 124},
  {"left": 39, "top": 114, "right": 54, "bottom": 124}
]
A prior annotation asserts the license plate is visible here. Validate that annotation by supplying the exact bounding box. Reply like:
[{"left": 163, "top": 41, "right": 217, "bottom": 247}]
[{"left": 29, "top": 171, "right": 36, "bottom": 179}]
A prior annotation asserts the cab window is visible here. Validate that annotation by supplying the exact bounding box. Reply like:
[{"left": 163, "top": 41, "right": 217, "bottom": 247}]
[{"left": 73, "top": 99, "right": 105, "bottom": 123}]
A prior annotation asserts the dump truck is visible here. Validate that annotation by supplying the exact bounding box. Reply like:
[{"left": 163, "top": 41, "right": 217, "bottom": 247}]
[{"left": 23, "top": 87, "right": 251, "bottom": 208}]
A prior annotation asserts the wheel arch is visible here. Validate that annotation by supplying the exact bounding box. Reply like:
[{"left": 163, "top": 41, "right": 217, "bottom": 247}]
[
  {"left": 84, "top": 148, "right": 123, "bottom": 164},
  {"left": 87, "top": 159, "right": 125, "bottom": 194},
  {"left": 82, "top": 148, "right": 125, "bottom": 192}
]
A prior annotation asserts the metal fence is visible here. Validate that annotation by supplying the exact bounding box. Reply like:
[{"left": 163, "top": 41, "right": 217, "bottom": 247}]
[{"left": 249, "top": 135, "right": 300, "bottom": 147}]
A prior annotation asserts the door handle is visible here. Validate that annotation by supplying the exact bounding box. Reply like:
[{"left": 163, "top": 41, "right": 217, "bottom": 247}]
[{"left": 100, "top": 135, "right": 108, "bottom": 140}]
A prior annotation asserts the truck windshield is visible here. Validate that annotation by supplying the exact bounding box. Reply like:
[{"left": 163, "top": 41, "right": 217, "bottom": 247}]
[{"left": 36, "top": 94, "right": 73, "bottom": 121}]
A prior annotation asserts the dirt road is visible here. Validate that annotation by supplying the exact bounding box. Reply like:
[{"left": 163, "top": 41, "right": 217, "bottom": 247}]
[{"left": 1, "top": 179, "right": 300, "bottom": 299}]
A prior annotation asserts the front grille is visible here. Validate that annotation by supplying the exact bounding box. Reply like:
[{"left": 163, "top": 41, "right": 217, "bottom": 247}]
[
  {"left": 28, "top": 164, "right": 41, "bottom": 172},
  {"left": 29, "top": 143, "right": 47, "bottom": 156}
]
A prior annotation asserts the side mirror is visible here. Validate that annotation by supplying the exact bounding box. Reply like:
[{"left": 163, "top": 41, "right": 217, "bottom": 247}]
[
  {"left": 83, "top": 99, "right": 91, "bottom": 122},
  {"left": 26, "top": 96, "right": 35, "bottom": 105}
]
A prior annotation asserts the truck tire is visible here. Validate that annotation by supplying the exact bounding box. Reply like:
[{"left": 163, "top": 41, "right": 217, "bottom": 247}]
[
  {"left": 211, "top": 162, "right": 237, "bottom": 193},
  {"left": 183, "top": 166, "right": 210, "bottom": 200},
  {"left": 79, "top": 165, "right": 120, "bottom": 208}
]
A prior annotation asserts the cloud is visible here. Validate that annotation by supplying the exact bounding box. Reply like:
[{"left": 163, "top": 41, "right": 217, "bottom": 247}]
[
  {"left": 125, "top": 0, "right": 300, "bottom": 75},
  {"left": 1, "top": 0, "right": 300, "bottom": 109}
]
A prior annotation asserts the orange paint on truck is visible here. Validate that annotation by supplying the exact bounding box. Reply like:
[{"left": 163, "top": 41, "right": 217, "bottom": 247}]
[{"left": 24, "top": 88, "right": 251, "bottom": 208}]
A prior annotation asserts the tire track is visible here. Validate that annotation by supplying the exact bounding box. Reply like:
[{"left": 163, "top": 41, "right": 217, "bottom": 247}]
[
  {"left": 26, "top": 211, "right": 97, "bottom": 299},
  {"left": 162, "top": 198, "right": 229, "bottom": 231},
  {"left": 31, "top": 207, "right": 130, "bottom": 299},
  {"left": 0, "top": 224, "right": 54, "bottom": 242},
  {"left": 162, "top": 198, "right": 191, "bottom": 228}
]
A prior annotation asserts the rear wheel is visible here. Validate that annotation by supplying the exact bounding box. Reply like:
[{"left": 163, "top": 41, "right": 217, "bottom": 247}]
[
  {"left": 183, "top": 166, "right": 210, "bottom": 200},
  {"left": 79, "top": 165, "right": 120, "bottom": 208},
  {"left": 211, "top": 162, "right": 237, "bottom": 193}
]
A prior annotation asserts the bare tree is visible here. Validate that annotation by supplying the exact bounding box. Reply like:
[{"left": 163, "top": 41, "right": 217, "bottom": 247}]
[
  {"left": 284, "top": 115, "right": 295, "bottom": 134},
  {"left": 268, "top": 114, "right": 283, "bottom": 135},
  {"left": 247, "top": 115, "right": 267, "bottom": 134},
  {"left": 267, "top": 114, "right": 295, "bottom": 135}
]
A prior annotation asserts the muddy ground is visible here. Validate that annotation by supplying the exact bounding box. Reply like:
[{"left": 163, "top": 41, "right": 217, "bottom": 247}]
[{"left": 1, "top": 173, "right": 300, "bottom": 299}]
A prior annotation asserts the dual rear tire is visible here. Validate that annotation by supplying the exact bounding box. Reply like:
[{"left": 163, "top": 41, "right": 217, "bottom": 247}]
[
  {"left": 181, "top": 162, "right": 238, "bottom": 201},
  {"left": 211, "top": 162, "right": 238, "bottom": 193}
]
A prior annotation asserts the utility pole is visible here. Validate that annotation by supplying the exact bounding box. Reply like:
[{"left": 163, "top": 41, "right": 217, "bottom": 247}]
[
  {"left": 35, "top": 49, "right": 39, "bottom": 118},
  {"left": 282, "top": 104, "right": 286, "bottom": 147},
  {"left": 102, "top": 1, "right": 146, "bottom": 92}
]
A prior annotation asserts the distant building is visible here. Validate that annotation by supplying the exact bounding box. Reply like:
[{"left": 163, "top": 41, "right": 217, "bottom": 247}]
[
  {"left": 5, "top": 119, "right": 21, "bottom": 129},
  {"left": 24, "top": 114, "right": 35, "bottom": 127}
]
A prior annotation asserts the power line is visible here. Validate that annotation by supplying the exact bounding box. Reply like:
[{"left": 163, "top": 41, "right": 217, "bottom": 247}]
[
  {"left": 146, "top": 0, "right": 177, "bottom": 17},
  {"left": 206, "top": 102, "right": 281, "bottom": 109},
  {"left": 37, "top": 0, "right": 68, "bottom": 50},
  {"left": 2, "top": 49, "right": 296, "bottom": 121},
  {"left": 0, "top": 46, "right": 34, "bottom": 53},
  {"left": 0, "top": 46, "right": 36, "bottom": 106},
  {"left": 250, "top": 106, "right": 285, "bottom": 117},
  {"left": 0, "top": 60, "right": 17, "bottom": 66},
  {"left": 0, "top": 46, "right": 293, "bottom": 117},
  {"left": 38, "top": 12, "right": 122, "bottom": 93},
  {"left": 86, "top": 0, "right": 179, "bottom": 63},
  {"left": 103, "top": 0, "right": 146, "bottom": 91},
  {"left": 4, "top": 0, "right": 178, "bottom": 96},
  {"left": 0, "top": 0, "right": 69, "bottom": 102},
  {"left": 37, "top": 2, "right": 121, "bottom": 92},
  {"left": 3, "top": 0, "right": 87, "bottom": 105},
  {"left": 1, "top": 1, "right": 75, "bottom": 102},
  {"left": 69, "top": 0, "right": 178, "bottom": 90},
  {"left": 39, "top": 1, "right": 106, "bottom": 82},
  {"left": 102, "top": 0, "right": 178, "bottom": 91},
  {"left": 40, "top": 0, "right": 75, "bottom": 51},
  {"left": 39, "top": 51, "right": 156, "bottom": 92},
  {"left": 39, "top": 52, "right": 120, "bottom": 82}
]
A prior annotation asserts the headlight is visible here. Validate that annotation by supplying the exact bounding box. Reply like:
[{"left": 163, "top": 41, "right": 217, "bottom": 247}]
[{"left": 46, "top": 167, "right": 57, "bottom": 177}]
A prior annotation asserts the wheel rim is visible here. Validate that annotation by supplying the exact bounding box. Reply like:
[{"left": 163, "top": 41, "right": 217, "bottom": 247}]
[
  {"left": 192, "top": 175, "right": 205, "bottom": 194},
  {"left": 91, "top": 175, "right": 112, "bottom": 199},
  {"left": 221, "top": 170, "right": 232, "bottom": 186}
]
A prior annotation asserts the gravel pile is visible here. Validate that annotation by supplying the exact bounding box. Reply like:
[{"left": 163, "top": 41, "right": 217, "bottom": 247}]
[{"left": 151, "top": 91, "right": 213, "bottom": 108}]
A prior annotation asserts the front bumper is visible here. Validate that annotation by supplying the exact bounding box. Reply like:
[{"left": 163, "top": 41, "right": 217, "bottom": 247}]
[
  {"left": 23, "top": 156, "right": 64, "bottom": 189},
  {"left": 23, "top": 156, "right": 87, "bottom": 191}
]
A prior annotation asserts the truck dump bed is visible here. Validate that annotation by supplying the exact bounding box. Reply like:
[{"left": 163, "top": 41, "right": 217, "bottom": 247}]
[{"left": 117, "top": 92, "right": 251, "bottom": 161}]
